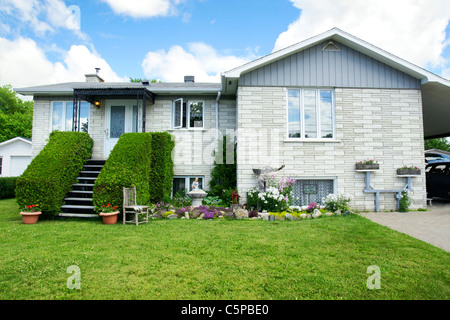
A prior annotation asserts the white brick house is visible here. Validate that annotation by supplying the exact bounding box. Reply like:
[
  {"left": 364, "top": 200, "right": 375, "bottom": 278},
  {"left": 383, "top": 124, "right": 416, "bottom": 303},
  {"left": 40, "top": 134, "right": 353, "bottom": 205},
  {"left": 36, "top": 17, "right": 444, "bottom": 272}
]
[{"left": 16, "top": 28, "right": 450, "bottom": 211}]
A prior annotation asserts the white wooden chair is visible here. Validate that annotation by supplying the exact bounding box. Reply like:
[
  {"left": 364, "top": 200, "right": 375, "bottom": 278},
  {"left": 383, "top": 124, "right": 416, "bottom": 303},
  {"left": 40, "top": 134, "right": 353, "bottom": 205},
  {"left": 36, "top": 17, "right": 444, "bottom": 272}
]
[{"left": 123, "top": 186, "right": 149, "bottom": 226}]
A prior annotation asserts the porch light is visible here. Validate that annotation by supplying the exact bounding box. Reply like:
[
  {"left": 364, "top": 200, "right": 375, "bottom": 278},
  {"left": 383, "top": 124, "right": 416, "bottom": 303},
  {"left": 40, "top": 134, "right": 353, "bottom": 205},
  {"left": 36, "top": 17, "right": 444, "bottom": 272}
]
[{"left": 94, "top": 100, "right": 101, "bottom": 107}]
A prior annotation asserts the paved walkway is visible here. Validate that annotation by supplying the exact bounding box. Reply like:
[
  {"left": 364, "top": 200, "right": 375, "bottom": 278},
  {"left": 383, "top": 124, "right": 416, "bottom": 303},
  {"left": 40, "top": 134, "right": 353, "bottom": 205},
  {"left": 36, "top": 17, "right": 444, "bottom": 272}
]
[{"left": 359, "top": 200, "right": 450, "bottom": 252}]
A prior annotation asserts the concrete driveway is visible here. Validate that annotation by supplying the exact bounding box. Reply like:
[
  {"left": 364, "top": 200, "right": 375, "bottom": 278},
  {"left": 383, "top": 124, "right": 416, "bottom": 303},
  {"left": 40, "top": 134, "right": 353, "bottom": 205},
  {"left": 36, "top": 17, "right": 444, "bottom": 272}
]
[{"left": 359, "top": 199, "right": 450, "bottom": 252}]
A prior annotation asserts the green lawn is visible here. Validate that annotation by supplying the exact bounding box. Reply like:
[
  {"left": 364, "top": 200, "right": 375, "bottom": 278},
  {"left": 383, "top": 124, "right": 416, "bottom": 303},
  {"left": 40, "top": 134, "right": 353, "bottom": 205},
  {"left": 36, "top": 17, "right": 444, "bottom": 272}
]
[{"left": 0, "top": 198, "right": 449, "bottom": 300}]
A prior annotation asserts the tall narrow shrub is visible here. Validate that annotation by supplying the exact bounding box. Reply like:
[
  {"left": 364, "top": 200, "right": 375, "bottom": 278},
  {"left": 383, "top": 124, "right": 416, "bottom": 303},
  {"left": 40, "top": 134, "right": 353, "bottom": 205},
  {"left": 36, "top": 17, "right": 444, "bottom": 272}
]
[
  {"left": 149, "top": 132, "right": 174, "bottom": 203},
  {"left": 93, "top": 133, "right": 153, "bottom": 211},
  {"left": 15, "top": 131, "right": 93, "bottom": 215}
]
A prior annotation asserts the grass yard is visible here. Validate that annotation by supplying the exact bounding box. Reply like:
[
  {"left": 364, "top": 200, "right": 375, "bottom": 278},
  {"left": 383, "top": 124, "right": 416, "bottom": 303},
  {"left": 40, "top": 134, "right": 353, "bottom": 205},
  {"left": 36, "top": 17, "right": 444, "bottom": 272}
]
[{"left": 0, "top": 198, "right": 449, "bottom": 300}]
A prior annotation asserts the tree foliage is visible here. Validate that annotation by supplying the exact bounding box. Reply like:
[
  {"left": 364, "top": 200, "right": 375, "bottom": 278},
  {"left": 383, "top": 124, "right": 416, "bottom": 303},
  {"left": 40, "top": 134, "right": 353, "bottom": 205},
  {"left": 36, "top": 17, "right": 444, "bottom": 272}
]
[
  {"left": 0, "top": 84, "right": 33, "bottom": 143},
  {"left": 208, "top": 136, "right": 237, "bottom": 200},
  {"left": 425, "top": 138, "right": 450, "bottom": 152}
]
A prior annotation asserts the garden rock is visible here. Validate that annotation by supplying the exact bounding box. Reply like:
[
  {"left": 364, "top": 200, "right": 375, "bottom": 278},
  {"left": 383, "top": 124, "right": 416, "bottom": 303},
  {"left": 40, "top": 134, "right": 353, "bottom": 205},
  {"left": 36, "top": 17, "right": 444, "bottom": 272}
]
[
  {"left": 306, "top": 214, "right": 312, "bottom": 219},
  {"left": 197, "top": 213, "right": 204, "bottom": 219},
  {"left": 324, "top": 211, "right": 333, "bottom": 217},
  {"left": 269, "top": 215, "right": 275, "bottom": 221},
  {"left": 285, "top": 213, "right": 294, "bottom": 221},
  {"left": 300, "top": 213, "right": 307, "bottom": 219},
  {"left": 258, "top": 212, "right": 269, "bottom": 221},
  {"left": 312, "top": 209, "right": 322, "bottom": 218},
  {"left": 167, "top": 214, "right": 178, "bottom": 220},
  {"left": 335, "top": 210, "right": 341, "bottom": 215},
  {"left": 235, "top": 208, "right": 249, "bottom": 220},
  {"left": 344, "top": 210, "right": 352, "bottom": 215}
]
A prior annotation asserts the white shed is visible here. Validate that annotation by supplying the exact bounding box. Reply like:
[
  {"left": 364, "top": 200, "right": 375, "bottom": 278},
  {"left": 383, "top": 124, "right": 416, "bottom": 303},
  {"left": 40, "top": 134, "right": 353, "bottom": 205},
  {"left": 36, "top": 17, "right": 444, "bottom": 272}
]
[{"left": 0, "top": 137, "right": 32, "bottom": 177}]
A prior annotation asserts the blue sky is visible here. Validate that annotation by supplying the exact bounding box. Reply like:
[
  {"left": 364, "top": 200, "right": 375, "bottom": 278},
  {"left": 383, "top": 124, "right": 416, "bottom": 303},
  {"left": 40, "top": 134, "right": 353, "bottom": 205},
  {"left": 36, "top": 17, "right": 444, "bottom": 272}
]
[{"left": 0, "top": 0, "right": 449, "bottom": 88}]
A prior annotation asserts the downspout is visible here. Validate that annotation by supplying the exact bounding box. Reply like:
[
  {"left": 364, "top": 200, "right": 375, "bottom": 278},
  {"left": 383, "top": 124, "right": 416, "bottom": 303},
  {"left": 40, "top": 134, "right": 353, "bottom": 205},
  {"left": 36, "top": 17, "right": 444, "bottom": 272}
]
[{"left": 215, "top": 90, "right": 222, "bottom": 142}]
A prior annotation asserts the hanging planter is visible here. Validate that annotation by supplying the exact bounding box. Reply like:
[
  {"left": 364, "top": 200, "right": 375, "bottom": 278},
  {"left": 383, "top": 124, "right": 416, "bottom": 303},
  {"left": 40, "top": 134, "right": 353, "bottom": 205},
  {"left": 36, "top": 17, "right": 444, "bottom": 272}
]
[
  {"left": 355, "top": 160, "right": 379, "bottom": 171},
  {"left": 396, "top": 166, "right": 421, "bottom": 176}
]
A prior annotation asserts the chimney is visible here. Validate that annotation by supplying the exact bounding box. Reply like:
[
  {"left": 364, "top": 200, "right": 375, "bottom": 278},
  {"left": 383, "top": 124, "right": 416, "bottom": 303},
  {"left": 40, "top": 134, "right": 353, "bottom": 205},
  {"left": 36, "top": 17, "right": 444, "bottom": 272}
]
[
  {"left": 85, "top": 68, "right": 104, "bottom": 82},
  {"left": 184, "top": 75, "right": 195, "bottom": 83}
]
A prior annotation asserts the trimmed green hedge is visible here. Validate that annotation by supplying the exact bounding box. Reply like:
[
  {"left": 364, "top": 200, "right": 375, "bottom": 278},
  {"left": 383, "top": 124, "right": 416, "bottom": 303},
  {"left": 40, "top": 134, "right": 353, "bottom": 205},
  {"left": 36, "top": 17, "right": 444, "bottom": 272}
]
[
  {"left": 15, "top": 131, "right": 93, "bottom": 215},
  {"left": 149, "top": 132, "right": 174, "bottom": 203},
  {"left": 93, "top": 132, "right": 175, "bottom": 212},
  {"left": 0, "top": 177, "right": 17, "bottom": 199},
  {"left": 93, "top": 133, "right": 153, "bottom": 212}
]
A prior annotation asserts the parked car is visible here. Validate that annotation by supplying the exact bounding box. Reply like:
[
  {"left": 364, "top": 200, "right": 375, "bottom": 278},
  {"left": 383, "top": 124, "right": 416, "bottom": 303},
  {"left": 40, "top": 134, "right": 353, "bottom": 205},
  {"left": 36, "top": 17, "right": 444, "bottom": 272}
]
[
  {"left": 425, "top": 149, "right": 450, "bottom": 163},
  {"left": 425, "top": 161, "right": 450, "bottom": 199}
]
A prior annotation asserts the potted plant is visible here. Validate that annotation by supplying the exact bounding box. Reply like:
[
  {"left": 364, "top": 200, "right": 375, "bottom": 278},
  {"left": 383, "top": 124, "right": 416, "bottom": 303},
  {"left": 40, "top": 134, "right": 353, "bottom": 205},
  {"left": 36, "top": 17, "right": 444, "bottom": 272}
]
[
  {"left": 99, "top": 203, "right": 119, "bottom": 224},
  {"left": 355, "top": 159, "right": 379, "bottom": 170},
  {"left": 19, "top": 204, "right": 41, "bottom": 224},
  {"left": 396, "top": 165, "right": 421, "bottom": 176}
]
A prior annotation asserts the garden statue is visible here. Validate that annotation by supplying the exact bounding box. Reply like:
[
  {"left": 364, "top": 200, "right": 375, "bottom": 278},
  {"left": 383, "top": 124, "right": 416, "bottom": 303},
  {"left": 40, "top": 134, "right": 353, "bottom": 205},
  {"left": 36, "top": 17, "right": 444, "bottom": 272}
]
[
  {"left": 253, "top": 165, "right": 285, "bottom": 193},
  {"left": 187, "top": 177, "right": 207, "bottom": 207}
]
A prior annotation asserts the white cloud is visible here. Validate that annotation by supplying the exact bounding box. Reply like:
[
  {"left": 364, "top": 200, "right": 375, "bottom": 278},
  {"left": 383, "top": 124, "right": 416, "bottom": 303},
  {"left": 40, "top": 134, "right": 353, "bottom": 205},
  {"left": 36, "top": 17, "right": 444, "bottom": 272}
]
[
  {"left": 0, "top": 37, "right": 127, "bottom": 88},
  {"left": 274, "top": 0, "right": 450, "bottom": 74},
  {"left": 1, "top": 0, "right": 85, "bottom": 37},
  {"left": 100, "top": 0, "right": 184, "bottom": 18},
  {"left": 141, "top": 43, "right": 257, "bottom": 82}
]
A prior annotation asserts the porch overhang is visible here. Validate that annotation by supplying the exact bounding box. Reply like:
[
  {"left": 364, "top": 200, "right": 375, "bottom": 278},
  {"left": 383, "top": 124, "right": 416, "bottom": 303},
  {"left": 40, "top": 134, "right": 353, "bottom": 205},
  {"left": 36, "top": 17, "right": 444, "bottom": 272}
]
[{"left": 72, "top": 87, "right": 155, "bottom": 132}]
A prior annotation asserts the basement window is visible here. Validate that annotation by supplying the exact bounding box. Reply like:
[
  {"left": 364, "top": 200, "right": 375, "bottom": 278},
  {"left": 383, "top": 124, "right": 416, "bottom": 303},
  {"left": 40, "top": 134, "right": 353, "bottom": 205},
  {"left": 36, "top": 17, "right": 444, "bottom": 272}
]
[{"left": 172, "top": 176, "right": 204, "bottom": 196}]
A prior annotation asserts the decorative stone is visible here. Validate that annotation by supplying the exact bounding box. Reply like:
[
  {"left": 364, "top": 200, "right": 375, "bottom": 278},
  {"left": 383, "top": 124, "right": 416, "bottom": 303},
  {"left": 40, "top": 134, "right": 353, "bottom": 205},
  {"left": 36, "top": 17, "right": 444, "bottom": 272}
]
[
  {"left": 234, "top": 208, "right": 248, "bottom": 220},
  {"left": 312, "top": 209, "right": 322, "bottom": 218},
  {"left": 306, "top": 214, "right": 312, "bottom": 219},
  {"left": 197, "top": 213, "right": 204, "bottom": 220},
  {"left": 167, "top": 214, "right": 178, "bottom": 220},
  {"left": 285, "top": 213, "right": 294, "bottom": 221},
  {"left": 184, "top": 212, "right": 190, "bottom": 219},
  {"left": 258, "top": 212, "right": 269, "bottom": 221},
  {"left": 335, "top": 210, "right": 342, "bottom": 216},
  {"left": 300, "top": 213, "right": 307, "bottom": 219},
  {"left": 269, "top": 215, "right": 275, "bottom": 221},
  {"left": 344, "top": 210, "right": 352, "bottom": 215},
  {"left": 324, "top": 211, "right": 333, "bottom": 217}
]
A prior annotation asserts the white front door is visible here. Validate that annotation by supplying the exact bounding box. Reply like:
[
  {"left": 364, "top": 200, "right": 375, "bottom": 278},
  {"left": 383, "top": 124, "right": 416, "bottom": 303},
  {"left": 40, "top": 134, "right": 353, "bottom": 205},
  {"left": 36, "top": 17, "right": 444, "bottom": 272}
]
[{"left": 104, "top": 101, "right": 142, "bottom": 158}]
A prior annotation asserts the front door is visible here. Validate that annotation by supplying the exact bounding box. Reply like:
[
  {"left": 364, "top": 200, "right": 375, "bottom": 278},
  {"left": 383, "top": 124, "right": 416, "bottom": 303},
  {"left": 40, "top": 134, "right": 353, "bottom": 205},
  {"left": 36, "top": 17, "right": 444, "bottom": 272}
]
[{"left": 104, "top": 101, "right": 142, "bottom": 158}]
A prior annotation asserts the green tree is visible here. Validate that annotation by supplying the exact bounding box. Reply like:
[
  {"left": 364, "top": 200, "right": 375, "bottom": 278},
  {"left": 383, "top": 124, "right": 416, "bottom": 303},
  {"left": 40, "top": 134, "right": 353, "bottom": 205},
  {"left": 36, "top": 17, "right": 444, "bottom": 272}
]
[
  {"left": 208, "top": 135, "right": 237, "bottom": 201},
  {"left": 129, "top": 78, "right": 161, "bottom": 83},
  {"left": 425, "top": 138, "right": 450, "bottom": 152},
  {"left": 0, "top": 84, "right": 33, "bottom": 143}
]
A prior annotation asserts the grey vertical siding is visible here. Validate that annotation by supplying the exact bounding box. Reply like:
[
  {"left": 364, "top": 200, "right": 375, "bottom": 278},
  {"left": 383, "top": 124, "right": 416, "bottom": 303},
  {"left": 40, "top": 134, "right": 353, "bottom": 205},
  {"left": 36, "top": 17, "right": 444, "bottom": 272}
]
[{"left": 239, "top": 41, "right": 421, "bottom": 89}]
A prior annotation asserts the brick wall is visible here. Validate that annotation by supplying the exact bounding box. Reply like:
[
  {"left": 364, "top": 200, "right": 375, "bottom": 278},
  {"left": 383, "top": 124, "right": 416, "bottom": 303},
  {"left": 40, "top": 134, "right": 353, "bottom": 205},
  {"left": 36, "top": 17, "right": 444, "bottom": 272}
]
[{"left": 236, "top": 86, "right": 427, "bottom": 211}]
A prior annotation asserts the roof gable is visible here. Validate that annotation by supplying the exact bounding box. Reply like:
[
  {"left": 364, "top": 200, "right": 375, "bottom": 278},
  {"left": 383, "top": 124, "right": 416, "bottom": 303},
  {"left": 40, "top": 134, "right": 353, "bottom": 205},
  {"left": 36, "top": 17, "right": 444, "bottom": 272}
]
[
  {"left": 222, "top": 28, "right": 450, "bottom": 88},
  {"left": 237, "top": 40, "right": 421, "bottom": 89}
]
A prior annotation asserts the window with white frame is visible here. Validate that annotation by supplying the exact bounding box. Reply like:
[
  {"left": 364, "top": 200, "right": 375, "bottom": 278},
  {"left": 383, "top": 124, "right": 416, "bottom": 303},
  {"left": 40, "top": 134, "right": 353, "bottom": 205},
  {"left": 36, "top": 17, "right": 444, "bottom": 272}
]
[
  {"left": 52, "top": 101, "right": 90, "bottom": 132},
  {"left": 0, "top": 157, "right": 2, "bottom": 175},
  {"left": 172, "top": 99, "right": 204, "bottom": 129},
  {"left": 288, "top": 89, "right": 335, "bottom": 139},
  {"left": 172, "top": 176, "right": 204, "bottom": 196}
]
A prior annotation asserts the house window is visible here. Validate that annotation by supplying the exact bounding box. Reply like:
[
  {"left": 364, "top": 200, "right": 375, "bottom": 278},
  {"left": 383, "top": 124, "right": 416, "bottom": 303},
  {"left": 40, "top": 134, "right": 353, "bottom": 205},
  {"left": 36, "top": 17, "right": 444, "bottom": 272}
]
[
  {"left": 172, "top": 176, "right": 204, "bottom": 196},
  {"left": 288, "top": 89, "right": 334, "bottom": 139},
  {"left": 0, "top": 157, "right": 2, "bottom": 175},
  {"left": 172, "top": 99, "right": 204, "bottom": 129},
  {"left": 52, "top": 101, "right": 90, "bottom": 132},
  {"left": 291, "top": 179, "right": 335, "bottom": 206}
]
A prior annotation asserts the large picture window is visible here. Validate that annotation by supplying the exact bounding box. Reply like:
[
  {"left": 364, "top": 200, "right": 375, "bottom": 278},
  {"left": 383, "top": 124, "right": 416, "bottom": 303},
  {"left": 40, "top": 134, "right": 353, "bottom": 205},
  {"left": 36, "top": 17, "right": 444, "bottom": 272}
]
[
  {"left": 52, "top": 101, "right": 90, "bottom": 132},
  {"left": 172, "top": 99, "right": 204, "bottom": 129},
  {"left": 288, "top": 89, "right": 335, "bottom": 139}
]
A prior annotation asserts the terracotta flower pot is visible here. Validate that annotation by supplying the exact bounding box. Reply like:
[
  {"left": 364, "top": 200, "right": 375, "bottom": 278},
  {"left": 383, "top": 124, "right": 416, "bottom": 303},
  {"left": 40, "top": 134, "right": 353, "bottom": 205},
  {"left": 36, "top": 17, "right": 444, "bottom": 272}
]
[
  {"left": 100, "top": 211, "right": 119, "bottom": 224},
  {"left": 20, "top": 211, "right": 42, "bottom": 224}
]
